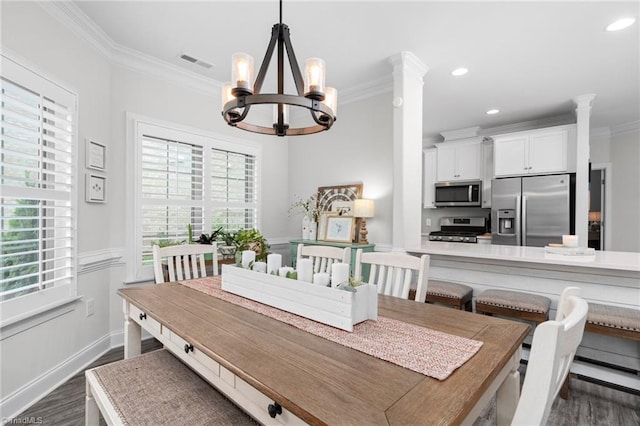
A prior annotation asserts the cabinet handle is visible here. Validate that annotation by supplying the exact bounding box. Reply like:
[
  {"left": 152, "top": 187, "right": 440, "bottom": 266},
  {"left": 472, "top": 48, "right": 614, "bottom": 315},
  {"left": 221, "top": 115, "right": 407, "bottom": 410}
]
[
  {"left": 268, "top": 402, "right": 282, "bottom": 418},
  {"left": 139, "top": 312, "right": 147, "bottom": 320},
  {"left": 184, "top": 343, "right": 194, "bottom": 353}
]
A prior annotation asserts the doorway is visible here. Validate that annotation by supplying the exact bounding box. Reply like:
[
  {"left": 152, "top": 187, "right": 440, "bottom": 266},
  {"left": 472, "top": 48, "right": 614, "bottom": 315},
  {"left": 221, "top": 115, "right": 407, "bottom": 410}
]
[{"left": 589, "top": 168, "right": 606, "bottom": 250}]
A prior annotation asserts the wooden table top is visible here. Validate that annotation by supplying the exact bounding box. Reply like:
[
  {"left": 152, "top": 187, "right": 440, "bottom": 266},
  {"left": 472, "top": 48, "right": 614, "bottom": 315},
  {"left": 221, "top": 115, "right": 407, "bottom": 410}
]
[{"left": 119, "top": 282, "right": 529, "bottom": 425}]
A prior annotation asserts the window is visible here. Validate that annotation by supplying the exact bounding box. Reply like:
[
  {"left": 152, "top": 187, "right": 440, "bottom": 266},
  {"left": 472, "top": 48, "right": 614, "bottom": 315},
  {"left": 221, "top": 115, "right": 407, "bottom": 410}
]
[
  {"left": 132, "top": 119, "right": 259, "bottom": 279},
  {"left": 1, "top": 55, "right": 77, "bottom": 324}
]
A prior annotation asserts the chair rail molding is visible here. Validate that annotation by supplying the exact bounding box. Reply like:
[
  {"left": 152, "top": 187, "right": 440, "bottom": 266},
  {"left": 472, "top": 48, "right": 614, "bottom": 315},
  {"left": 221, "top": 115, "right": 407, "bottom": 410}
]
[{"left": 78, "top": 248, "right": 125, "bottom": 275}]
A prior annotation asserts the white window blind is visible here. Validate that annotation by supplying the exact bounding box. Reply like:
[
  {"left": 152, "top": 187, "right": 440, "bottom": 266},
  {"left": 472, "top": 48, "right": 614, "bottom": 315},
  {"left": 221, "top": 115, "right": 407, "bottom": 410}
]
[
  {"left": 136, "top": 122, "right": 258, "bottom": 274},
  {"left": 1, "top": 55, "right": 77, "bottom": 322}
]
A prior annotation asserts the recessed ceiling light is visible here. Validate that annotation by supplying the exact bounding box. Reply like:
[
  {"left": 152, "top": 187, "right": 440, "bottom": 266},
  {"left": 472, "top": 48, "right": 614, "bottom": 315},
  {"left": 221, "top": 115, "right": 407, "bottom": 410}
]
[
  {"left": 451, "top": 68, "right": 468, "bottom": 76},
  {"left": 486, "top": 109, "right": 500, "bottom": 115},
  {"left": 606, "top": 17, "right": 636, "bottom": 32}
]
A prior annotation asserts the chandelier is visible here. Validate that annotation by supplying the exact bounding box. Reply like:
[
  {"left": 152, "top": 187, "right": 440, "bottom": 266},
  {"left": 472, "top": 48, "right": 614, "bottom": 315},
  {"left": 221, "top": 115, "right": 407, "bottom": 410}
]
[{"left": 221, "top": 0, "right": 337, "bottom": 137}]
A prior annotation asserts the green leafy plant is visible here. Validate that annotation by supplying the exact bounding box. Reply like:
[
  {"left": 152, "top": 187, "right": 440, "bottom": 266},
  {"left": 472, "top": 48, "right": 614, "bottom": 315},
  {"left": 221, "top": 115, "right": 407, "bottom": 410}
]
[{"left": 234, "top": 228, "right": 270, "bottom": 261}]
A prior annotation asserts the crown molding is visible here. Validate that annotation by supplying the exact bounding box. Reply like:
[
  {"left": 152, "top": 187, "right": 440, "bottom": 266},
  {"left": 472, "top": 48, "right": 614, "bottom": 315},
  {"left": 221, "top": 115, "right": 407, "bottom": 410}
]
[
  {"left": 37, "top": 1, "right": 114, "bottom": 59},
  {"left": 480, "top": 114, "right": 576, "bottom": 136},
  {"left": 611, "top": 120, "right": 640, "bottom": 137},
  {"left": 39, "top": 1, "right": 221, "bottom": 98},
  {"left": 340, "top": 75, "right": 393, "bottom": 106}
]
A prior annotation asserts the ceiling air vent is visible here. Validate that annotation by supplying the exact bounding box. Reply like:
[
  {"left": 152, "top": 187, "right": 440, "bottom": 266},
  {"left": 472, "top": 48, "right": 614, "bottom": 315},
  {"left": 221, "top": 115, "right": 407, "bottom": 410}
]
[{"left": 179, "top": 53, "right": 214, "bottom": 69}]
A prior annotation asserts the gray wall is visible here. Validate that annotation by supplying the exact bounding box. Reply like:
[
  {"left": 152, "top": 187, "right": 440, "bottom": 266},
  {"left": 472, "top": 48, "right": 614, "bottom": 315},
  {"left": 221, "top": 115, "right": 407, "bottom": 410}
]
[{"left": 610, "top": 129, "right": 640, "bottom": 252}]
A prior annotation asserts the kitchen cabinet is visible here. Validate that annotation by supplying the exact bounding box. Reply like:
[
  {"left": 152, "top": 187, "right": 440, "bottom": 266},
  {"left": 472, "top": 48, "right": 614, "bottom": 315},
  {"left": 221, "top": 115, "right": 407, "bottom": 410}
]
[
  {"left": 493, "top": 126, "right": 570, "bottom": 177},
  {"left": 423, "top": 148, "right": 437, "bottom": 208},
  {"left": 481, "top": 141, "right": 493, "bottom": 208},
  {"left": 436, "top": 140, "right": 481, "bottom": 182}
]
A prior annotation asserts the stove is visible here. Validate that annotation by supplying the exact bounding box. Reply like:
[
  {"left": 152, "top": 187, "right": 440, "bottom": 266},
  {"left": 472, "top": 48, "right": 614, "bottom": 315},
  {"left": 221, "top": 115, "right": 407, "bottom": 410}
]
[{"left": 428, "top": 217, "right": 488, "bottom": 243}]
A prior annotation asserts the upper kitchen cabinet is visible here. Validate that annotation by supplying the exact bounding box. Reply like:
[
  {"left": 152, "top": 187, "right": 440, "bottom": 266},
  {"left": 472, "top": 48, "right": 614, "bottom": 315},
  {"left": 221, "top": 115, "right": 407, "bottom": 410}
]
[
  {"left": 423, "top": 148, "right": 437, "bottom": 208},
  {"left": 493, "top": 125, "right": 575, "bottom": 177},
  {"left": 436, "top": 139, "right": 482, "bottom": 182}
]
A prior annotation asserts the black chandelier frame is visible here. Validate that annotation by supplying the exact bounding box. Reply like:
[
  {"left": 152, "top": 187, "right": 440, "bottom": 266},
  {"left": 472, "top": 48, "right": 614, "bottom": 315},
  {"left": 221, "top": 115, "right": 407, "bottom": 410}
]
[{"left": 222, "top": 3, "right": 336, "bottom": 137}]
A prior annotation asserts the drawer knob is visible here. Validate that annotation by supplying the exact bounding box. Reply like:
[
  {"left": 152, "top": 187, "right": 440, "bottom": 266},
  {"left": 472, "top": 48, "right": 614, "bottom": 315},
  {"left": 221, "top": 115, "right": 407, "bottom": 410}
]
[
  {"left": 268, "top": 402, "right": 282, "bottom": 418},
  {"left": 184, "top": 343, "right": 194, "bottom": 354},
  {"left": 139, "top": 312, "right": 147, "bottom": 320}
]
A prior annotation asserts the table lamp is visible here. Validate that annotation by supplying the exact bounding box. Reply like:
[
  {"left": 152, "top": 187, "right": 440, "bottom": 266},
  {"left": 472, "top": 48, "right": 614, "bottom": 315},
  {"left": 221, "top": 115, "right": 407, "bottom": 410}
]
[{"left": 354, "top": 199, "right": 375, "bottom": 244}]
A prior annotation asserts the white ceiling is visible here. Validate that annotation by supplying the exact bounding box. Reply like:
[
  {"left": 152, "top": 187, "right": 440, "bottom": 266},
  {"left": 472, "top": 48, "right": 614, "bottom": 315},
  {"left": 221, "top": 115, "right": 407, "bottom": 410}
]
[{"left": 73, "top": 1, "right": 639, "bottom": 139}]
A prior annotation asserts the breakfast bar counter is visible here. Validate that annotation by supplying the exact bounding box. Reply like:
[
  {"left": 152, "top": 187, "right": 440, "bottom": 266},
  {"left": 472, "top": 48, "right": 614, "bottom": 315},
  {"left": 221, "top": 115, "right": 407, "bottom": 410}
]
[
  {"left": 408, "top": 240, "right": 640, "bottom": 390},
  {"left": 412, "top": 241, "right": 640, "bottom": 273}
]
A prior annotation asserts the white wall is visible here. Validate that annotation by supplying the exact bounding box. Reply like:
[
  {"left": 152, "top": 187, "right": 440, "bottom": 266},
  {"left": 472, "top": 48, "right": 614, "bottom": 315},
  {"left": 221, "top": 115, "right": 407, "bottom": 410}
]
[
  {"left": 1, "top": 1, "right": 113, "bottom": 414},
  {"left": 0, "top": 2, "right": 290, "bottom": 416},
  {"left": 287, "top": 91, "right": 394, "bottom": 247},
  {"left": 610, "top": 128, "right": 640, "bottom": 252}
]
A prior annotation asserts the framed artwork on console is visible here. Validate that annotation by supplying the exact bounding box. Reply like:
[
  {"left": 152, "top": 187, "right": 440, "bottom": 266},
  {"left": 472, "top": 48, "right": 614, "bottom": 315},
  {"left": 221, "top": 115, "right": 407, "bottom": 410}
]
[{"left": 325, "top": 216, "right": 355, "bottom": 243}]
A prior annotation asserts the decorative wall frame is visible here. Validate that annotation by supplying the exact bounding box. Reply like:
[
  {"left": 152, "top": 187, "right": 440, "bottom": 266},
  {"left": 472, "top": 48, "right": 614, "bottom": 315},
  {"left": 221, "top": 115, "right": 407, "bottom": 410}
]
[
  {"left": 316, "top": 212, "right": 337, "bottom": 241},
  {"left": 86, "top": 139, "right": 106, "bottom": 171},
  {"left": 325, "top": 216, "right": 355, "bottom": 243},
  {"left": 331, "top": 200, "right": 354, "bottom": 216},
  {"left": 85, "top": 173, "right": 106, "bottom": 203},
  {"left": 316, "top": 183, "right": 363, "bottom": 213}
]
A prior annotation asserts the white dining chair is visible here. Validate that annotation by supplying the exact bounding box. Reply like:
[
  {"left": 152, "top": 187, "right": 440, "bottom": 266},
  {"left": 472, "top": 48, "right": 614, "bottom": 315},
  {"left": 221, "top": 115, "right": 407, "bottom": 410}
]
[
  {"left": 297, "top": 243, "right": 350, "bottom": 274},
  {"left": 510, "top": 286, "right": 588, "bottom": 425},
  {"left": 354, "top": 249, "right": 430, "bottom": 302},
  {"left": 152, "top": 243, "right": 218, "bottom": 284}
]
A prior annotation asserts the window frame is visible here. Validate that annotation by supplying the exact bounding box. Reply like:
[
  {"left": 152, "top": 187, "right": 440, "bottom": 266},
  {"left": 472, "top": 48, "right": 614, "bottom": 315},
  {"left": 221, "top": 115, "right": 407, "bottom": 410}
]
[
  {"left": 126, "top": 114, "right": 261, "bottom": 282},
  {"left": 0, "top": 53, "right": 79, "bottom": 327}
]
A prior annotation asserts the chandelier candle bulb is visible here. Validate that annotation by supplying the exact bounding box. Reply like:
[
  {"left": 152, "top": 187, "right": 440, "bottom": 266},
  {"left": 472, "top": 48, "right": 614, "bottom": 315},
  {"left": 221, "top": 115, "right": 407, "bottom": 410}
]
[
  {"left": 322, "top": 87, "right": 338, "bottom": 117},
  {"left": 231, "top": 52, "right": 254, "bottom": 95},
  {"left": 241, "top": 250, "right": 256, "bottom": 269},
  {"left": 296, "top": 259, "right": 314, "bottom": 283},
  {"left": 267, "top": 253, "right": 282, "bottom": 274},
  {"left": 331, "top": 262, "right": 350, "bottom": 288},
  {"left": 304, "top": 57, "right": 326, "bottom": 99}
]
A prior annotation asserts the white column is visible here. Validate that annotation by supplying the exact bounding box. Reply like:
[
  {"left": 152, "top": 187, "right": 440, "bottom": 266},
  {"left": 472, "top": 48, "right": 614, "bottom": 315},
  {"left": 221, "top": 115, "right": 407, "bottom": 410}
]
[
  {"left": 388, "top": 52, "right": 428, "bottom": 251},
  {"left": 573, "top": 94, "right": 596, "bottom": 248}
]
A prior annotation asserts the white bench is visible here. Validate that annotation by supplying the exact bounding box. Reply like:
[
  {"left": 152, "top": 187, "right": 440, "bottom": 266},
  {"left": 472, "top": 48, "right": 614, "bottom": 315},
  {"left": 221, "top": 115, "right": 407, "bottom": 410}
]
[{"left": 85, "top": 349, "right": 256, "bottom": 425}]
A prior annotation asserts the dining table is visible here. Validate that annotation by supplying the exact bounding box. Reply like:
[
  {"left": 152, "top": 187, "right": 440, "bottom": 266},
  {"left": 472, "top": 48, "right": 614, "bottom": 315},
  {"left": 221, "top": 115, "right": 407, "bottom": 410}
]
[{"left": 119, "top": 276, "right": 529, "bottom": 425}]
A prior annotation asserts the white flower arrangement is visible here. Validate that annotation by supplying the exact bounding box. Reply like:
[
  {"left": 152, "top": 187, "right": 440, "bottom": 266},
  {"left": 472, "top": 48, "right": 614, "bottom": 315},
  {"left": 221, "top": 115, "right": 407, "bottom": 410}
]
[{"left": 288, "top": 193, "right": 321, "bottom": 221}]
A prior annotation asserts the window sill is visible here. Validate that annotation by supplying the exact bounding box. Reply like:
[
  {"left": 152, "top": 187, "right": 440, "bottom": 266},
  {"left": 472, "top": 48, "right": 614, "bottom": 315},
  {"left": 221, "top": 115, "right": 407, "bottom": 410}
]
[{"left": 0, "top": 296, "right": 82, "bottom": 340}]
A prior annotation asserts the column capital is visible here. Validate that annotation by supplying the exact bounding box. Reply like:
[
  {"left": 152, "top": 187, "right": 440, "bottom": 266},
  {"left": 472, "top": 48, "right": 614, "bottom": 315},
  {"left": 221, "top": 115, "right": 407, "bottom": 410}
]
[
  {"left": 573, "top": 94, "right": 596, "bottom": 109},
  {"left": 388, "top": 51, "right": 429, "bottom": 77}
]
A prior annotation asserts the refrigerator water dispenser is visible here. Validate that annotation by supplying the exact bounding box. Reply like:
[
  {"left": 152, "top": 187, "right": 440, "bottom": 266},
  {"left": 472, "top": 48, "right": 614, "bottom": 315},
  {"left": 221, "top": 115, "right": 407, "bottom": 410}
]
[{"left": 498, "top": 210, "right": 516, "bottom": 235}]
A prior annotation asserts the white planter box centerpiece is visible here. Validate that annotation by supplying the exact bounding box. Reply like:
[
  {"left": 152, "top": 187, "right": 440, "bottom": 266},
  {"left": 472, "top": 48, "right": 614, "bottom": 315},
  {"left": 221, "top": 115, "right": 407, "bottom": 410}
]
[{"left": 221, "top": 264, "right": 378, "bottom": 332}]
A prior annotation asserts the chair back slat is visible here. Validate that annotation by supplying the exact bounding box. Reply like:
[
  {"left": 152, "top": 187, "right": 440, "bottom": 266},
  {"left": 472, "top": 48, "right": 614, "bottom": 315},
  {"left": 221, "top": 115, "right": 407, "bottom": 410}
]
[
  {"left": 153, "top": 243, "right": 219, "bottom": 284},
  {"left": 512, "top": 286, "right": 588, "bottom": 425},
  {"left": 297, "top": 244, "right": 351, "bottom": 275},
  {"left": 355, "top": 250, "right": 430, "bottom": 302}
]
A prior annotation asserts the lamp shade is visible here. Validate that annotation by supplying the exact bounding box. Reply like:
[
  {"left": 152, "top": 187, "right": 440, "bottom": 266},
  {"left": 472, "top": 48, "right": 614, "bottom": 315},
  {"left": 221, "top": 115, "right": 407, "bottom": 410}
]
[
  {"left": 231, "top": 52, "right": 254, "bottom": 95},
  {"left": 304, "top": 57, "right": 326, "bottom": 99},
  {"left": 354, "top": 199, "right": 375, "bottom": 218}
]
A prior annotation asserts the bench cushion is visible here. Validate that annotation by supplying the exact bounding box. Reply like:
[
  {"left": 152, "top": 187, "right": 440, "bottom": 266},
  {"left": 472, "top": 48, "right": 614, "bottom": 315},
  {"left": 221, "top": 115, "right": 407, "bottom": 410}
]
[
  {"left": 477, "top": 289, "right": 551, "bottom": 314},
  {"left": 587, "top": 303, "right": 640, "bottom": 332},
  {"left": 427, "top": 280, "right": 473, "bottom": 300},
  {"left": 91, "top": 349, "right": 255, "bottom": 425}
]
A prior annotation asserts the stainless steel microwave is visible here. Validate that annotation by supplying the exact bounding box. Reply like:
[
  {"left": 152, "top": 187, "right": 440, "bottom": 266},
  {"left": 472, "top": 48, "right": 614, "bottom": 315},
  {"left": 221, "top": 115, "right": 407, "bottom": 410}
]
[{"left": 434, "top": 181, "right": 482, "bottom": 207}]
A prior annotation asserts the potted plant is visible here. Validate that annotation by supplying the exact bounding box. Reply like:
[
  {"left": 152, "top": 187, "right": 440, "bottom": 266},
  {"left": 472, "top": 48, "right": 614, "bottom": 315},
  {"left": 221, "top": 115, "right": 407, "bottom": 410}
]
[{"left": 234, "top": 228, "right": 269, "bottom": 261}]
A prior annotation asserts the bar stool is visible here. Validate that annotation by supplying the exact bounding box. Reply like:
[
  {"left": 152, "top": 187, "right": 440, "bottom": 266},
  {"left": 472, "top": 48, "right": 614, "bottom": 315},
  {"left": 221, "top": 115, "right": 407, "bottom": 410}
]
[
  {"left": 475, "top": 289, "right": 551, "bottom": 325},
  {"left": 426, "top": 280, "right": 474, "bottom": 311}
]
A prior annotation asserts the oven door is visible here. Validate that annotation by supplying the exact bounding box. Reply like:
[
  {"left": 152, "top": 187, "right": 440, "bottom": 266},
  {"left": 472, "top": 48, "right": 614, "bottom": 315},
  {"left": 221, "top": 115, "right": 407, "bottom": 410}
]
[{"left": 434, "top": 182, "right": 482, "bottom": 207}]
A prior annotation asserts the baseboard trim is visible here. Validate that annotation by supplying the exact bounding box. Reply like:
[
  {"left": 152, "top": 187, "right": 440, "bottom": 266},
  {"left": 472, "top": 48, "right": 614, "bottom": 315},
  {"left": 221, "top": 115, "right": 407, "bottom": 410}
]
[{"left": 0, "top": 333, "right": 112, "bottom": 421}]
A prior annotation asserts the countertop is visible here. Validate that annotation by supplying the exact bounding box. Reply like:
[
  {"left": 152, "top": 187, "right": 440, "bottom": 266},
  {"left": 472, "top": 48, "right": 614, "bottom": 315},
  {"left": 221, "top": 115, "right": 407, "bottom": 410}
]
[{"left": 411, "top": 240, "right": 640, "bottom": 272}]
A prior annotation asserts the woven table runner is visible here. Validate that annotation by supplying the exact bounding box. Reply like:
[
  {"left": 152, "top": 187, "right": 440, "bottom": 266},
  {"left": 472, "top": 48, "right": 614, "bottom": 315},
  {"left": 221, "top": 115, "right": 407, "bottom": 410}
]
[{"left": 181, "top": 276, "right": 483, "bottom": 380}]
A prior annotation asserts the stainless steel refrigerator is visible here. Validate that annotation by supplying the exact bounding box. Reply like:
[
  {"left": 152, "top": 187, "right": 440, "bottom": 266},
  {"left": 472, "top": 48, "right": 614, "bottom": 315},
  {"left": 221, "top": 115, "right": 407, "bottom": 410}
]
[{"left": 491, "top": 174, "right": 575, "bottom": 247}]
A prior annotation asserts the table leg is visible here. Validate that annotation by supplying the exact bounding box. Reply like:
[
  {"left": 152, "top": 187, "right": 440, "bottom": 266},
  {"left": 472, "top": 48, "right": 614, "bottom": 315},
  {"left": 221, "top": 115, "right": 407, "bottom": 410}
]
[
  {"left": 85, "top": 379, "right": 100, "bottom": 426},
  {"left": 496, "top": 347, "right": 521, "bottom": 426},
  {"left": 123, "top": 300, "right": 141, "bottom": 359}
]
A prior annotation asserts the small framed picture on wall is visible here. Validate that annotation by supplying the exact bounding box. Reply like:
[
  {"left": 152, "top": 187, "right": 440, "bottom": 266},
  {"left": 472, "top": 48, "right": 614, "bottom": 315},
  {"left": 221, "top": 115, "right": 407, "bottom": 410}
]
[
  {"left": 85, "top": 173, "right": 106, "bottom": 203},
  {"left": 86, "top": 139, "right": 106, "bottom": 171}
]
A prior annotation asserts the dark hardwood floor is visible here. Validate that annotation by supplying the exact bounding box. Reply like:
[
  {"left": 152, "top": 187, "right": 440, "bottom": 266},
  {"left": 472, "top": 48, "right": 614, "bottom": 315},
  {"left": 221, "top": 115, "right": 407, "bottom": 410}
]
[{"left": 14, "top": 339, "right": 640, "bottom": 425}]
